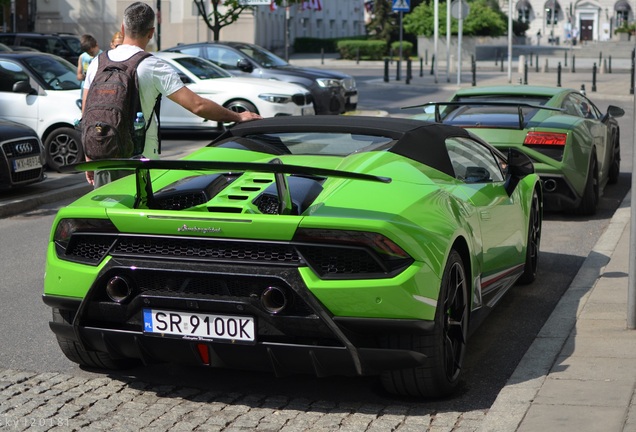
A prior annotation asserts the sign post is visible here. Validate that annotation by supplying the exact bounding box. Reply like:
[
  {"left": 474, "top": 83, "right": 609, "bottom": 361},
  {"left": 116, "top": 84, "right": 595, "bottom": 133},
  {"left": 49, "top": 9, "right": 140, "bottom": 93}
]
[
  {"left": 392, "top": 0, "right": 410, "bottom": 81},
  {"left": 451, "top": 0, "right": 470, "bottom": 84}
]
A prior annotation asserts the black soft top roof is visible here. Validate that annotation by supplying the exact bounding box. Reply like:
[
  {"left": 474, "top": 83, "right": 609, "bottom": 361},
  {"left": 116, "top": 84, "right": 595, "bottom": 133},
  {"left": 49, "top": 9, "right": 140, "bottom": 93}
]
[{"left": 221, "top": 116, "right": 475, "bottom": 177}]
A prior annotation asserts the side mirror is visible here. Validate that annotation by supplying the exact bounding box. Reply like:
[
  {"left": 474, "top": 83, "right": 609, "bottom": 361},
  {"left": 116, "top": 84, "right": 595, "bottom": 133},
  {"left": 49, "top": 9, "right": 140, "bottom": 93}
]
[
  {"left": 237, "top": 58, "right": 253, "bottom": 73},
  {"left": 505, "top": 148, "right": 534, "bottom": 195},
  {"left": 13, "top": 80, "right": 36, "bottom": 94},
  {"left": 607, "top": 105, "right": 625, "bottom": 118}
]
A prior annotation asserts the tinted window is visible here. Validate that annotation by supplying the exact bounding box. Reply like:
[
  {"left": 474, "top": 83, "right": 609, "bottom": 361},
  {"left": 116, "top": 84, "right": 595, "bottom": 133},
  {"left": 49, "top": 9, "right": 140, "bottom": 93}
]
[
  {"left": 0, "top": 60, "right": 29, "bottom": 92},
  {"left": 23, "top": 55, "right": 80, "bottom": 90},
  {"left": 203, "top": 46, "right": 242, "bottom": 70},
  {"left": 446, "top": 137, "right": 505, "bottom": 183},
  {"left": 173, "top": 56, "right": 231, "bottom": 79}
]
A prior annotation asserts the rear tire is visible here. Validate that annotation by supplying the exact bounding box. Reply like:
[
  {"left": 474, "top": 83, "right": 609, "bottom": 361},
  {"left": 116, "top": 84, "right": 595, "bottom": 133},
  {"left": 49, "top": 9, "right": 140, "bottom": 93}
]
[
  {"left": 52, "top": 308, "right": 137, "bottom": 370},
  {"left": 573, "top": 157, "right": 598, "bottom": 216},
  {"left": 380, "top": 250, "right": 468, "bottom": 398},
  {"left": 518, "top": 189, "right": 541, "bottom": 285},
  {"left": 608, "top": 136, "right": 620, "bottom": 185}
]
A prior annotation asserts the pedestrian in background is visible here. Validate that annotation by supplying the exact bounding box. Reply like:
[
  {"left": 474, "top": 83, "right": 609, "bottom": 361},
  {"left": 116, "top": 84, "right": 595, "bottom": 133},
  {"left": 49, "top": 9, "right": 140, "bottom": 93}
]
[
  {"left": 76, "top": 34, "right": 102, "bottom": 97},
  {"left": 110, "top": 31, "right": 123, "bottom": 49},
  {"left": 82, "top": 2, "right": 261, "bottom": 188}
]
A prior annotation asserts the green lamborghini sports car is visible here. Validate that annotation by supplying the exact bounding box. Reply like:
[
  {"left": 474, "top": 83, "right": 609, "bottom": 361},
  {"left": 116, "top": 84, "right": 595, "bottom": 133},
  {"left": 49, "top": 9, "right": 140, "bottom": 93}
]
[
  {"left": 43, "top": 116, "right": 542, "bottom": 398},
  {"left": 408, "top": 85, "right": 624, "bottom": 215}
]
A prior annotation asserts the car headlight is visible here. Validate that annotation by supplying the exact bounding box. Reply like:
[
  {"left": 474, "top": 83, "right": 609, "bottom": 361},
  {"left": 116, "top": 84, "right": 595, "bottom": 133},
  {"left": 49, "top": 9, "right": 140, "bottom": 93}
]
[
  {"left": 259, "top": 94, "right": 292, "bottom": 104},
  {"left": 316, "top": 78, "right": 342, "bottom": 88}
]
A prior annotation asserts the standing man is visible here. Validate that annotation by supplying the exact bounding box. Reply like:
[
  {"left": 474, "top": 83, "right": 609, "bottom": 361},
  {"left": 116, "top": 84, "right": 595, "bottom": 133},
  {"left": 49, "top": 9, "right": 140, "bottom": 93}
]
[{"left": 82, "top": 2, "right": 261, "bottom": 188}]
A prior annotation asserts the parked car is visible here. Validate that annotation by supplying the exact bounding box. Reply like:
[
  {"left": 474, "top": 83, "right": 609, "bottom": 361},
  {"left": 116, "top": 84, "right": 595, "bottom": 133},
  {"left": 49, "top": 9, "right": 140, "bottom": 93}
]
[
  {"left": 0, "top": 118, "right": 45, "bottom": 189},
  {"left": 0, "top": 52, "right": 83, "bottom": 172},
  {"left": 0, "top": 33, "right": 82, "bottom": 65},
  {"left": 408, "top": 85, "right": 624, "bottom": 215},
  {"left": 43, "top": 116, "right": 541, "bottom": 398},
  {"left": 162, "top": 41, "right": 357, "bottom": 115},
  {"left": 154, "top": 52, "right": 315, "bottom": 131}
]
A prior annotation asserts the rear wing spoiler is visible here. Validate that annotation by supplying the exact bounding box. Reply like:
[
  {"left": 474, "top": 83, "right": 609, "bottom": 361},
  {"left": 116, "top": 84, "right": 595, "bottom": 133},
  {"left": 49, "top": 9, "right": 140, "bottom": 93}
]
[
  {"left": 63, "top": 158, "right": 392, "bottom": 212},
  {"left": 401, "top": 101, "right": 563, "bottom": 130}
]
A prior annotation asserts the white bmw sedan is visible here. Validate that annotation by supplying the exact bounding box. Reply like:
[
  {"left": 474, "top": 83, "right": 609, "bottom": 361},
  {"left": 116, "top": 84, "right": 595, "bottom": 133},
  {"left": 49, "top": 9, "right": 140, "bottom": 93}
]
[{"left": 154, "top": 52, "right": 315, "bottom": 131}]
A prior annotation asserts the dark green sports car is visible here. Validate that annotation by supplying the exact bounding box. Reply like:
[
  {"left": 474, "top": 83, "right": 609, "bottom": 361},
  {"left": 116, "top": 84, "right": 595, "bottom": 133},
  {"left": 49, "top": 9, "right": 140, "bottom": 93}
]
[
  {"left": 409, "top": 85, "right": 624, "bottom": 215},
  {"left": 42, "top": 116, "right": 541, "bottom": 398}
]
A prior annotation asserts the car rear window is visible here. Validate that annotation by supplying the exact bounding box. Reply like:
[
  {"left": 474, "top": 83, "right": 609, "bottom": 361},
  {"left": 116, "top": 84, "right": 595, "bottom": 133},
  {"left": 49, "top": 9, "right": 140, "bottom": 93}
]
[
  {"left": 439, "top": 95, "right": 552, "bottom": 128},
  {"left": 214, "top": 133, "right": 394, "bottom": 156}
]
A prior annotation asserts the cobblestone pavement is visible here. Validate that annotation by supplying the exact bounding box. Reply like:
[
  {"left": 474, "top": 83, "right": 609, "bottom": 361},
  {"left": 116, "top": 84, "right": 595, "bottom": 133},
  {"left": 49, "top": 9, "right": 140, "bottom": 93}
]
[{"left": 0, "top": 369, "right": 487, "bottom": 431}]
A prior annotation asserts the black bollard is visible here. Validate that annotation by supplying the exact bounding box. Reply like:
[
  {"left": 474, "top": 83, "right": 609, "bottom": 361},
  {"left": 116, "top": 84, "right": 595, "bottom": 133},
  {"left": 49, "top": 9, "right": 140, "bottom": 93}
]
[
  {"left": 406, "top": 60, "right": 412, "bottom": 84},
  {"left": 425, "top": 49, "right": 428, "bottom": 66},
  {"left": 557, "top": 62, "right": 562, "bottom": 87},
  {"left": 609, "top": 55, "right": 612, "bottom": 74},
  {"left": 384, "top": 58, "right": 389, "bottom": 82},
  {"left": 530, "top": 52, "right": 533, "bottom": 67},
  {"left": 524, "top": 61, "right": 528, "bottom": 85},
  {"left": 572, "top": 55, "right": 576, "bottom": 73},
  {"left": 592, "top": 63, "right": 597, "bottom": 92},
  {"left": 535, "top": 54, "right": 539, "bottom": 73},
  {"left": 419, "top": 57, "right": 423, "bottom": 77},
  {"left": 356, "top": 48, "right": 359, "bottom": 65},
  {"left": 471, "top": 55, "right": 476, "bottom": 86},
  {"left": 564, "top": 51, "right": 568, "bottom": 68},
  {"left": 396, "top": 60, "right": 401, "bottom": 81},
  {"left": 500, "top": 55, "right": 504, "bottom": 72},
  {"left": 321, "top": 48, "right": 324, "bottom": 65},
  {"left": 430, "top": 54, "right": 435, "bottom": 75}
]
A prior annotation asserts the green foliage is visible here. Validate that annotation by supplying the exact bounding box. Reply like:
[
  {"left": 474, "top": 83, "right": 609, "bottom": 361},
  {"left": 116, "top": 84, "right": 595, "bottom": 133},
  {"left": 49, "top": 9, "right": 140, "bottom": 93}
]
[
  {"left": 367, "top": 0, "right": 394, "bottom": 44},
  {"left": 615, "top": 23, "right": 636, "bottom": 34},
  {"left": 403, "top": 0, "right": 509, "bottom": 37},
  {"left": 337, "top": 40, "right": 387, "bottom": 60},
  {"left": 294, "top": 36, "right": 367, "bottom": 53},
  {"left": 390, "top": 41, "right": 413, "bottom": 58}
]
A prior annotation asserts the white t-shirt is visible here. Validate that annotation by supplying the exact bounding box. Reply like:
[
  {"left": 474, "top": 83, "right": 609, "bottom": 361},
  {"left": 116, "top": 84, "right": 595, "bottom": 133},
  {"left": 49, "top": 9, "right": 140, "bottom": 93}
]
[{"left": 83, "top": 44, "right": 184, "bottom": 159}]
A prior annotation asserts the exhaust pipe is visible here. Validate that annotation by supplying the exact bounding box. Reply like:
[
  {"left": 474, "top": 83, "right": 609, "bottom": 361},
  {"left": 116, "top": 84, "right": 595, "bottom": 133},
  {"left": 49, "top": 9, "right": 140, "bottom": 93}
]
[
  {"left": 105, "top": 276, "right": 133, "bottom": 303},
  {"left": 261, "top": 286, "right": 288, "bottom": 314},
  {"left": 543, "top": 179, "right": 557, "bottom": 192}
]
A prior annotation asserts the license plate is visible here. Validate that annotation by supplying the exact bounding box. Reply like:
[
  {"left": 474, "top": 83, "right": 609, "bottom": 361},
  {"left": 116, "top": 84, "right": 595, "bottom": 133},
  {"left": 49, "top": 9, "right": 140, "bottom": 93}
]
[
  {"left": 13, "top": 156, "right": 41, "bottom": 173},
  {"left": 302, "top": 106, "right": 315, "bottom": 116},
  {"left": 143, "top": 309, "right": 255, "bottom": 342},
  {"left": 348, "top": 94, "right": 358, "bottom": 104}
]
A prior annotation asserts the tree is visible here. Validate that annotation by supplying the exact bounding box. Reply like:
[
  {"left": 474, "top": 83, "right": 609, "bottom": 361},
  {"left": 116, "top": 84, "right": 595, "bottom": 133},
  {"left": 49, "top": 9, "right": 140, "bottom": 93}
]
[
  {"left": 403, "top": 0, "right": 509, "bottom": 37},
  {"left": 194, "top": 0, "right": 310, "bottom": 42},
  {"left": 193, "top": 0, "right": 251, "bottom": 42},
  {"left": 367, "top": 0, "right": 394, "bottom": 44}
]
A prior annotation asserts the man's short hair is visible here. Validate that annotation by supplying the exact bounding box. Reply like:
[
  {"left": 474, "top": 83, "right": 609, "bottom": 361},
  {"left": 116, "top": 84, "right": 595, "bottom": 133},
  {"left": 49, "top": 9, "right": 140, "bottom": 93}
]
[
  {"left": 123, "top": 2, "right": 155, "bottom": 38},
  {"left": 80, "top": 34, "right": 97, "bottom": 53}
]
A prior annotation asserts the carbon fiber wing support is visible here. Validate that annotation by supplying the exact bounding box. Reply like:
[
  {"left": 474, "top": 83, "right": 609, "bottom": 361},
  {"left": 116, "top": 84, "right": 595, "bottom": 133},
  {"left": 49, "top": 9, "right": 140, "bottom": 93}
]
[{"left": 62, "top": 158, "right": 392, "bottom": 210}]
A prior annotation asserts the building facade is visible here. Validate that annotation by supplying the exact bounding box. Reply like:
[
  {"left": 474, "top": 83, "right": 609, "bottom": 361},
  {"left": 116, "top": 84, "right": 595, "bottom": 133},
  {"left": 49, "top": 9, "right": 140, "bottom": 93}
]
[
  {"left": 506, "top": 0, "right": 634, "bottom": 44},
  {"left": 26, "top": 0, "right": 364, "bottom": 53}
]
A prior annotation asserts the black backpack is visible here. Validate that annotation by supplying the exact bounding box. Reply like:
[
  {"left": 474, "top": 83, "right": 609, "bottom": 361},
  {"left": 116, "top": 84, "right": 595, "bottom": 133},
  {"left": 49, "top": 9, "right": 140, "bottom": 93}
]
[{"left": 81, "top": 51, "right": 160, "bottom": 160}]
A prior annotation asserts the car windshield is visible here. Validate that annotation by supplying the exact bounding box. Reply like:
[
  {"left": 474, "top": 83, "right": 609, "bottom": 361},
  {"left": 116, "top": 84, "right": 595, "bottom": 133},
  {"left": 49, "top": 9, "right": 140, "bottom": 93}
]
[
  {"left": 214, "top": 132, "right": 394, "bottom": 156},
  {"left": 173, "top": 56, "right": 232, "bottom": 79},
  {"left": 438, "top": 95, "right": 551, "bottom": 128},
  {"left": 24, "top": 55, "right": 80, "bottom": 90},
  {"left": 235, "top": 44, "right": 289, "bottom": 68}
]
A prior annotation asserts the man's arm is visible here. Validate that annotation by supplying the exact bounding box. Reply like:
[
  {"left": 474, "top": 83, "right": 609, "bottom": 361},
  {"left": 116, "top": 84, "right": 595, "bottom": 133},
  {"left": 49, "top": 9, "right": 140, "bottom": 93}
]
[{"left": 167, "top": 87, "right": 261, "bottom": 123}]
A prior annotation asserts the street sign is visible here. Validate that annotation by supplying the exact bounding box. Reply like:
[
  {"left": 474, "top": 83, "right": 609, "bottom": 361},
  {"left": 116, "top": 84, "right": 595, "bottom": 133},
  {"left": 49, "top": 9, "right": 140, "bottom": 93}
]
[
  {"left": 392, "top": 0, "right": 410, "bottom": 13},
  {"left": 451, "top": 0, "right": 470, "bottom": 19}
]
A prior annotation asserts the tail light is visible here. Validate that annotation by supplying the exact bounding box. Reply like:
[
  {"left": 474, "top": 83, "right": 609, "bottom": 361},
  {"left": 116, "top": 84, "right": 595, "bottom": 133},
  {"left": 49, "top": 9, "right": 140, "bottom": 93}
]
[{"left": 523, "top": 132, "right": 567, "bottom": 146}]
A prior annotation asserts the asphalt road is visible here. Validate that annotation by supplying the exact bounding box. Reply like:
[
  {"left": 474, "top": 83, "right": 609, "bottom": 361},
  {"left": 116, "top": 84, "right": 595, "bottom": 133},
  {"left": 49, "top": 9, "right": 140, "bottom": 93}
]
[{"left": 0, "top": 64, "right": 632, "bottom": 430}]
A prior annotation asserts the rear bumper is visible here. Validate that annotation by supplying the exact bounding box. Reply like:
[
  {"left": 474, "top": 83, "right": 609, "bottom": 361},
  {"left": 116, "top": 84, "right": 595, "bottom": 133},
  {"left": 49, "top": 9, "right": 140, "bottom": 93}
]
[{"left": 43, "top": 257, "right": 436, "bottom": 377}]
